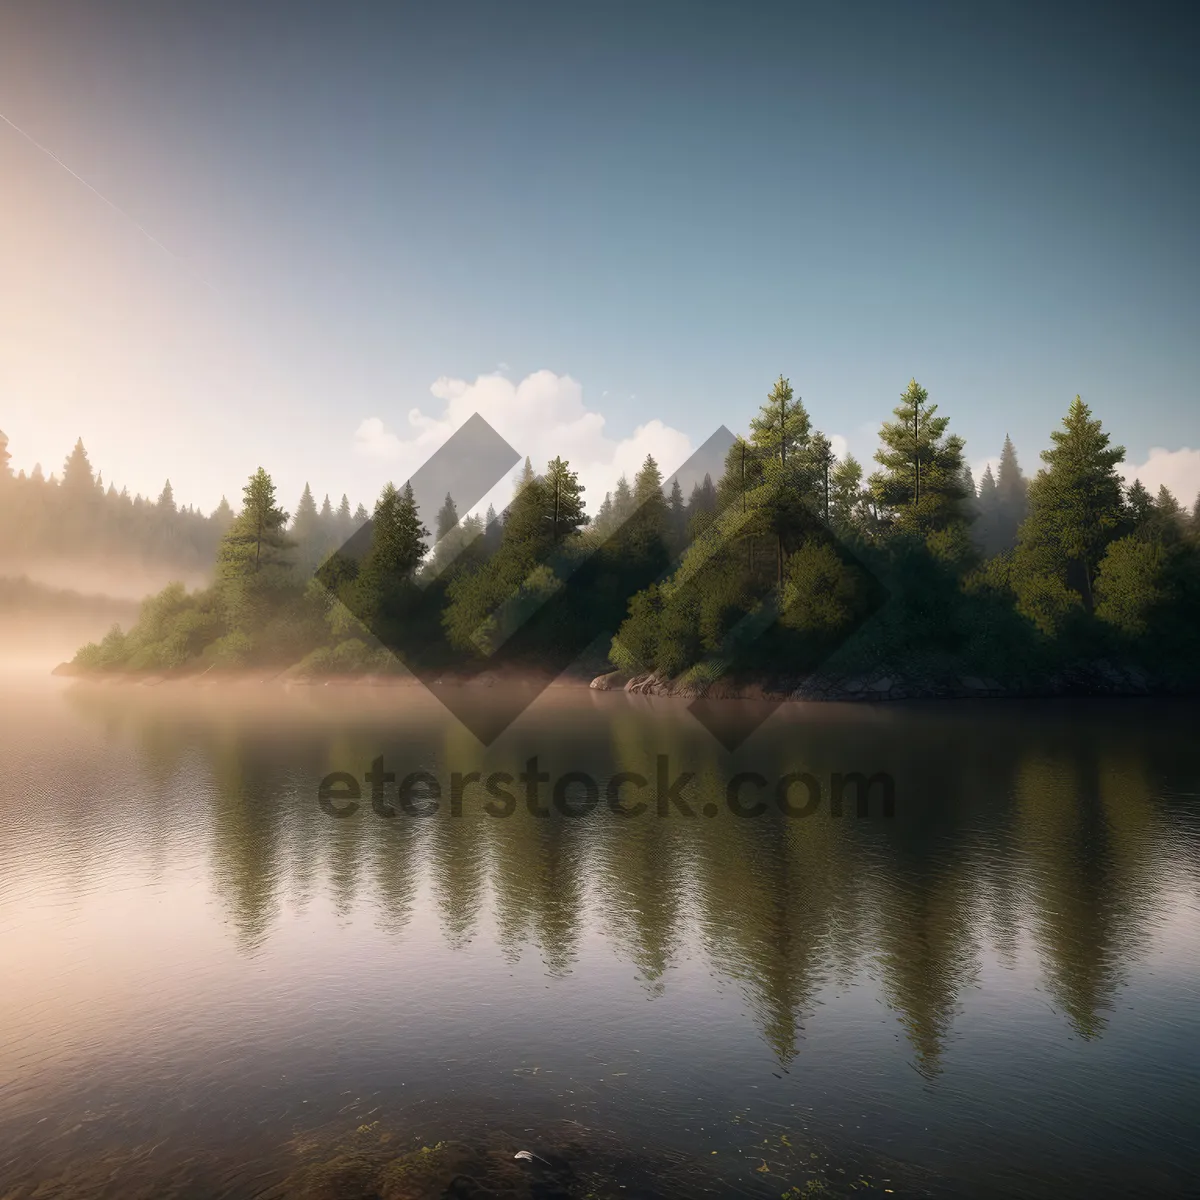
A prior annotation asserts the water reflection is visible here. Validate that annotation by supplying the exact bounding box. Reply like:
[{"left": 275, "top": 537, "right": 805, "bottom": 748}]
[{"left": 36, "top": 684, "right": 1200, "bottom": 1076}]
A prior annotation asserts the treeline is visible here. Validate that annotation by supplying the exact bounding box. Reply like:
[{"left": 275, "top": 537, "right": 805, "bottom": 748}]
[
  {"left": 0, "top": 428, "right": 367, "bottom": 573},
  {"left": 67, "top": 381, "right": 1200, "bottom": 687}
]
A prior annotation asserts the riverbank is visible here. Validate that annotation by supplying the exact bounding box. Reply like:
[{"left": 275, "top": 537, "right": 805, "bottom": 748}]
[
  {"left": 593, "top": 660, "right": 1197, "bottom": 702},
  {"left": 51, "top": 657, "right": 1198, "bottom": 702}
]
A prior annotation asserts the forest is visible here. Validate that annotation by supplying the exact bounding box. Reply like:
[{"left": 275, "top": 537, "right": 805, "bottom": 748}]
[{"left": 7, "top": 379, "right": 1195, "bottom": 691}]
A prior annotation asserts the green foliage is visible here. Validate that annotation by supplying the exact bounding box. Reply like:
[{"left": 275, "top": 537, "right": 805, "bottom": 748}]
[
  {"left": 61, "top": 381, "right": 1200, "bottom": 692},
  {"left": 1012, "top": 396, "right": 1125, "bottom": 615},
  {"left": 870, "top": 378, "right": 969, "bottom": 533},
  {"left": 1095, "top": 535, "right": 1167, "bottom": 637},
  {"left": 779, "top": 540, "right": 863, "bottom": 639}
]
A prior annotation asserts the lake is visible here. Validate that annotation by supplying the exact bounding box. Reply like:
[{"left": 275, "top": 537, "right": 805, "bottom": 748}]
[{"left": 1, "top": 677, "right": 1198, "bottom": 1198}]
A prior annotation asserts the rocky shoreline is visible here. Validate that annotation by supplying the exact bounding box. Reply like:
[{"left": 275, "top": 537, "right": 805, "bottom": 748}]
[{"left": 591, "top": 661, "right": 1194, "bottom": 702}]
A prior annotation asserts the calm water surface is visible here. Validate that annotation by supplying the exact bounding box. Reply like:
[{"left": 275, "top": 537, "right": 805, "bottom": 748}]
[{"left": 1, "top": 678, "right": 1199, "bottom": 1197}]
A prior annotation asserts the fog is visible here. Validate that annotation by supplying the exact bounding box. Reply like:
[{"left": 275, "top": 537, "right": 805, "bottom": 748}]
[{"left": 0, "top": 570, "right": 145, "bottom": 675}]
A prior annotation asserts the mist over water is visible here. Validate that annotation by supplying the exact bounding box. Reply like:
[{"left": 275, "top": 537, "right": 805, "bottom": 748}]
[{"left": 1, "top": 675, "right": 1198, "bottom": 1198}]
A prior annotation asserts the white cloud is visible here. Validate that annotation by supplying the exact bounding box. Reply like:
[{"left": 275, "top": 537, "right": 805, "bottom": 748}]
[
  {"left": 354, "top": 370, "right": 695, "bottom": 518},
  {"left": 1120, "top": 447, "right": 1200, "bottom": 506},
  {"left": 354, "top": 417, "right": 404, "bottom": 459},
  {"left": 829, "top": 433, "right": 849, "bottom": 462}
]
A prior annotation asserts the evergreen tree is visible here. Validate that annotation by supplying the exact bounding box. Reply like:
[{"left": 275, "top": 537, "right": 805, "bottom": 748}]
[
  {"left": 292, "top": 482, "right": 320, "bottom": 541},
  {"left": 625, "top": 454, "right": 669, "bottom": 559},
  {"left": 435, "top": 492, "right": 459, "bottom": 541},
  {"left": 360, "top": 482, "right": 429, "bottom": 591},
  {"left": 158, "top": 479, "right": 177, "bottom": 513},
  {"left": 995, "top": 434, "right": 1028, "bottom": 539},
  {"left": 319, "top": 493, "right": 334, "bottom": 533},
  {"left": 1125, "top": 479, "right": 1155, "bottom": 529},
  {"left": 1145, "top": 485, "right": 1187, "bottom": 544},
  {"left": 544, "top": 456, "right": 588, "bottom": 542},
  {"left": 62, "top": 439, "right": 95, "bottom": 493},
  {"left": 686, "top": 473, "right": 718, "bottom": 537},
  {"left": 667, "top": 477, "right": 687, "bottom": 551},
  {"left": 220, "top": 468, "right": 291, "bottom": 575},
  {"left": 431, "top": 492, "right": 462, "bottom": 573},
  {"left": 746, "top": 378, "right": 821, "bottom": 583},
  {"left": 212, "top": 496, "right": 235, "bottom": 529},
  {"left": 593, "top": 491, "right": 615, "bottom": 538},
  {"left": 335, "top": 495, "right": 354, "bottom": 543},
  {"left": 353, "top": 502, "right": 369, "bottom": 524},
  {"left": 749, "top": 375, "right": 811, "bottom": 465},
  {"left": 976, "top": 464, "right": 999, "bottom": 551},
  {"left": 870, "top": 379, "right": 968, "bottom": 533},
  {"left": 483, "top": 503, "right": 502, "bottom": 554},
  {"left": 611, "top": 474, "right": 635, "bottom": 526},
  {"left": 1013, "top": 396, "right": 1125, "bottom": 619},
  {"left": 809, "top": 431, "right": 835, "bottom": 523},
  {"left": 829, "top": 456, "right": 866, "bottom": 534},
  {"left": 0, "top": 428, "right": 10, "bottom": 479},
  {"left": 516, "top": 456, "right": 536, "bottom": 493}
]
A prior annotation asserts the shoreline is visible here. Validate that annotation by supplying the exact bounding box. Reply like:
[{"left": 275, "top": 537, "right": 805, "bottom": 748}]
[{"left": 50, "top": 660, "right": 1199, "bottom": 703}]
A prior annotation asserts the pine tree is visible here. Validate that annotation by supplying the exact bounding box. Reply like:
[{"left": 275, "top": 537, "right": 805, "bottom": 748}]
[
  {"left": 516, "top": 456, "right": 536, "bottom": 493},
  {"left": 212, "top": 496, "right": 235, "bottom": 529},
  {"left": 746, "top": 378, "right": 820, "bottom": 583},
  {"left": 1125, "top": 479, "right": 1154, "bottom": 529},
  {"left": 993, "top": 435, "right": 1028, "bottom": 550},
  {"left": 632, "top": 454, "right": 667, "bottom": 515},
  {"left": 829, "top": 456, "right": 865, "bottom": 533},
  {"left": 869, "top": 378, "right": 968, "bottom": 533},
  {"left": 158, "top": 479, "right": 177, "bottom": 513},
  {"left": 435, "top": 492, "right": 459, "bottom": 542},
  {"left": 319, "top": 493, "right": 334, "bottom": 531},
  {"left": 749, "top": 375, "right": 811, "bottom": 465},
  {"left": 1013, "top": 396, "right": 1125, "bottom": 616},
  {"left": 430, "top": 492, "right": 461, "bottom": 572},
  {"left": 483, "top": 503, "right": 502, "bottom": 554},
  {"left": 593, "top": 491, "right": 615, "bottom": 537},
  {"left": 0, "top": 429, "right": 11, "bottom": 480},
  {"left": 336, "top": 495, "right": 354, "bottom": 542},
  {"left": 291, "top": 483, "right": 320, "bottom": 549},
  {"left": 221, "top": 468, "right": 291, "bottom": 575},
  {"left": 544, "top": 456, "right": 588, "bottom": 542},
  {"left": 667, "top": 477, "right": 687, "bottom": 550},
  {"left": 1146, "top": 485, "right": 1187, "bottom": 544},
  {"left": 686, "top": 472, "right": 710, "bottom": 520},
  {"left": 62, "top": 439, "right": 95, "bottom": 493},
  {"left": 808, "top": 431, "right": 835, "bottom": 523},
  {"left": 360, "top": 482, "right": 429, "bottom": 601},
  {"left": 353, "top": 502, "right": 369, "bottom": 524},
  {"left": 611, "top": 475, "right": 634, "bottom": 526}
]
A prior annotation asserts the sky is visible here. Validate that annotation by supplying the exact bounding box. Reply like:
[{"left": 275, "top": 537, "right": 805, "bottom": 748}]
[{"left": 1, "top": 0, "right": 1198, "bottom": 518}]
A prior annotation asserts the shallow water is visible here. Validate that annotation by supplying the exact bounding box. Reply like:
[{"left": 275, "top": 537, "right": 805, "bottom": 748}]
[{"left": 1, "top": 678, "right": 1199, "bottom": 1197}]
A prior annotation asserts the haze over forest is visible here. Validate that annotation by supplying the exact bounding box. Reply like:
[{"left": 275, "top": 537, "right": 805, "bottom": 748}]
[{"left": 3, "top": 375, "right": 1198, "bottom": 692}]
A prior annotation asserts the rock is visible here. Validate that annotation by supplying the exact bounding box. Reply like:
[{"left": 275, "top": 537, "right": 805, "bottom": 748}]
[
  {"left": 871, "top": 677, "right": 892, "bottom": 692},
  {"left": 590, "top": 670, "right": 626, "bottom": 691},
  {"left": 625, "top": 673, "right": 663, "bottom": 695},
  {"left": 960, "top": 675, "right": 988, "bottom": 691},
  {"left": 844, "top": 678, "right": 864, "bottom": 694}
]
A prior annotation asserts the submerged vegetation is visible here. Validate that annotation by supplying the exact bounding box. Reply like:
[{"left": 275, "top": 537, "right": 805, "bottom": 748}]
[{"left": 28, "top": 380, "right": 1199, "bottom": 692}]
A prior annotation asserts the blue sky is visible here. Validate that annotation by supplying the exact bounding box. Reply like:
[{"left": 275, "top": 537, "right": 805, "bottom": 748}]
[{"left": 1, "top": 0, "right": 1198, "bottom": 515}]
